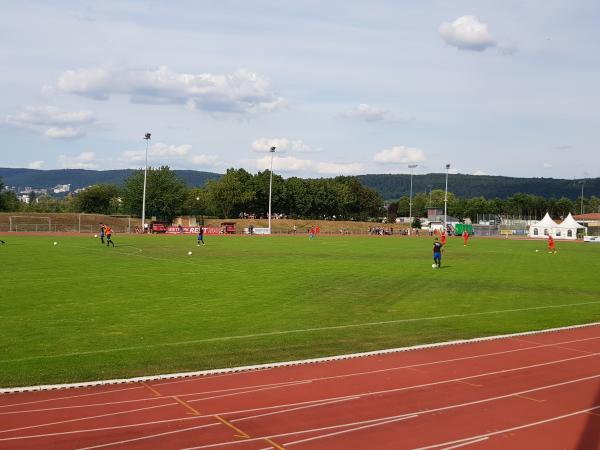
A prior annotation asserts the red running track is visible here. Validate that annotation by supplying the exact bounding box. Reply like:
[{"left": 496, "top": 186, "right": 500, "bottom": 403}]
[{"left": 1, "top": 325, "right": 599, "bottom": 450}]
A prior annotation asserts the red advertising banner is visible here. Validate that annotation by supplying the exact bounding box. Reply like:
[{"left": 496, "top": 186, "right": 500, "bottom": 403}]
[{"left": 166, "top": 226, "right": 222, "bottom": 234}]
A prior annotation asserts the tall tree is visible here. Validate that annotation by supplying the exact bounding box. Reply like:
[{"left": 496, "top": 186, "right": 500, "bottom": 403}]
[
  {"left": 73, "top": 184, "right": 121, "bottom": 214},
  {"left": 206, "top": 168, "right": 255, "bottom": 218},
  {"left": 122, "top": 166, "right": 187, "bottom": 222},
  {"left": 0, "top": 178, "right": 19, "bottom": 212}
]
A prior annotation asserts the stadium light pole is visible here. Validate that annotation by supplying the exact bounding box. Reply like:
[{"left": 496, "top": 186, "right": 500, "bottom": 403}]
[
  {"left": 408, "top": 164, "right": 418, "bottom": 228},
  {"left": 141, "top": 133, "right": 151, "bottom": 231},
  {"left": 268, "top": 146, "right": 276, "bottom": 234},
  {"left": 580, "top": 181, "right": 585, "bottom": 215},
  {"left": 444, "top": 164, "right": 451, "bottom": 229}
]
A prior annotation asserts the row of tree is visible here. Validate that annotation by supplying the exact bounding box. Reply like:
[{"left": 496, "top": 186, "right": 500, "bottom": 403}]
[
  {"left": 0, "top": 167, "right": 384, "bottom": 222},
  {"left": 3, "top": 169, "right": 598, "bottom": 222},
  {"left": 388, "top": 191, "right": 600, "bottom": 221}
]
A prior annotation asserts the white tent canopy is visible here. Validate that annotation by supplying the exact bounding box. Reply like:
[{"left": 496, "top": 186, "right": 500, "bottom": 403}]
[{"left": 529, "top": 212, "right": 586, "bottom": 240}]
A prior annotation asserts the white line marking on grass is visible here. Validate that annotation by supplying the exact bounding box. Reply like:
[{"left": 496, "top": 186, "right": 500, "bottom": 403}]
[
  {"left": 2, "top": 321, "right": 599, "bottom": 393},
  {"left": 411, "top": 404, "right": 600, "bottom": 450},
  {"left": 2, "top": 303, "right": 599, "bottom": 367}
]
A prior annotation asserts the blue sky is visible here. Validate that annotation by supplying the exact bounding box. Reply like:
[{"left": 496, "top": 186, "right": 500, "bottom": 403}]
[{"left": 1, "top": 1, "right": 599, "bottom": 178}]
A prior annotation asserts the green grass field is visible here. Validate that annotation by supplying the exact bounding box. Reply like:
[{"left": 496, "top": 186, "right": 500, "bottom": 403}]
[{"left": 1, "top": 233, "right": 599, "bottom": 388}]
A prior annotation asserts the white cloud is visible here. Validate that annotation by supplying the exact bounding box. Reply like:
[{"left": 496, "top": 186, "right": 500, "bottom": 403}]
[
  {"left": 120, "top": 142, "right": 222, "bottom": 169},
  {"left": 121, "top": 143, "right": 192, "bottom": 163},
  {"left": 373, "top": 146, "right": 426, "bottom": 164},
  {"left": 252, "top": 137, "right": 319, "bottom": 153},
  {"left": 187, "top": 154, "right": 221, "bottom": 167},
  {"left": 27, "top": 160, "right": 44, "bottom": 169},
  {"left": 254, "top": 155, "right": 364, "bottom": 175},
  {"left": 543, "top": 162, "right": 553, "bottom": 169},
  {"left": 5, "top": 106, "right": 95, "bottom": 140},
  {"left": 56, "top": 65, "right": 285, "bottom": 115},
  {"left": 473, "top": 170, "right": 488, "bottom": 176},
  {"left": 439, "top": 15, "right": 496, "bottom": 51},
  {"left": 44, "top": 127, "right": 83, "bottom": 139},
  {"left": 342, "top": 104, "right": 396, "bottom": 122},
  {"left": 59, "top": 151, "right": 98, "bottom": 169}
]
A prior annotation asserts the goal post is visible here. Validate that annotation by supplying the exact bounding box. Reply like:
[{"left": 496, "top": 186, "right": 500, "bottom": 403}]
[
  {"left": 77, "top": 213, "right": 133, "bottom": 234},
  {"left": 9, "top": 216, "right": 51, "bottom": 232}
]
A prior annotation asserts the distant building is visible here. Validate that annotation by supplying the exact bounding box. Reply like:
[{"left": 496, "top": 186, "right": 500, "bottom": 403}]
[{"left": 52, "top": 184, "right": 71, "bottom": 194}]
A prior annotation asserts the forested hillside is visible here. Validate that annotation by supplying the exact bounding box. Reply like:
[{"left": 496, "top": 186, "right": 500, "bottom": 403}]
[
  {"left": 358, "top": 173, "right": 600, "bottom": 200},
  {"left": 0, "top": 168, "right": 221, "bottom": 190},
  {"left": 1, "top": 167, "right": 598, "bottom": 200}
]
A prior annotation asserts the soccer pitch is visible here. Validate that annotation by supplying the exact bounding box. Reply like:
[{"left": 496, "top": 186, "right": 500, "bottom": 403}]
[{"left": 1, "top": 234, "right": 599, "bottom": 388}]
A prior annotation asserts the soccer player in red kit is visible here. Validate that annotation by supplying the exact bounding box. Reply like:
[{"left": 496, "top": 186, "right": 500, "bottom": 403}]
[
  {"left": 463, "top": 230, "right": 469, "bottom": 246},
  {"left": 548, "top": 234, "right": 557, "bottom": 253},
  {"left": 441, "top": 230, "right": 447, "bottom": 246}
]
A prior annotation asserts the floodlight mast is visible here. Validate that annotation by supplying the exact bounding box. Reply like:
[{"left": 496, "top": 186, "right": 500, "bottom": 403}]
[
  {"left": 580, "top": 181, "right": 585, "bottom": 215},
  {"left": 444, "top": 164, "right": 451, "bottom": 230},
  {"left": 408, "top": 164, "right": 418, "bottom": 227},
  {"left": 268, "top": 146, "right": 276, "bottom": 234},
  {"left": 142, "top": 133, "right": 151, "bottom": 231}
]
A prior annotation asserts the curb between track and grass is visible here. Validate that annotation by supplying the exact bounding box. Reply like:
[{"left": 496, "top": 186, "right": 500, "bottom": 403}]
[{"left": 2, "top": 321, "right": 599, "bottom": 395}]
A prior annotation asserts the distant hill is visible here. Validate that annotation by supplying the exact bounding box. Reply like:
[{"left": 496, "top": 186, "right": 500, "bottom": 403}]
[
  {"left": 1, "top": 168, "right": 598, "bottom": 200},
  {"left": 0, "top": 168, "right": 222, "bottom": 190},
  {"left": 357, "top": 173, "right": 600, "bottom": 200}
]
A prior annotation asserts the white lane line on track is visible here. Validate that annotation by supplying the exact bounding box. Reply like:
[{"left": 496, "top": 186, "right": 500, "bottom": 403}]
[
  {"left": 139, "top": 334, "right": 600, "bottom": 391},
  {"left": 0, "top": 336, "right": 600, "bottom": 415},
  {"left": 0, "top": 379, "right": 311, "bottom": 415},
  {"left": 2, "top": 304, "right": 599, "bottom": 366},
  {"left": 76, "top": 420, "right": 222, "bottom": 450},
  {"left": 278, "top": 414, "right": 420, "bottom": 448},
  {"left": 0, "top": 384, "right": 145, "bottom": 410},
  {"left": 440, "top": 437, "right": 489, "bottom": 449},
  {"left": 0, "top": 401, "right": 178, "bottom": 435},
  {"left": 411, "top": 405, "right": 600, "bottom": 450},
  {"left": 0, "top": 415, "right": 205, "bottom": 442},
  {"left": 0, "top": 397, "right": 358, "bottom": 442},
  {"left": 230, "top": 396, "right": 360, "bottom": 423},
  {"left": 6, "top": 371, "right": 600, "bottom": 447},
  {"left": 181, "top": 374, "right": 600, "bottom": 450}
]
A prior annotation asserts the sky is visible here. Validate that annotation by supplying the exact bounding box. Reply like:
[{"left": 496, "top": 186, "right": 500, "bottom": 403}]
[{"left": 1, "top": 0, "right": 599, "bottom": 179}]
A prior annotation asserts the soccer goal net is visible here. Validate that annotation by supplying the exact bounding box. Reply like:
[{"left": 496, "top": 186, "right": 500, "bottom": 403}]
[
  {"left": 8, "top": 215, "right": 51, "bottom": 232},
  {"left": 77, "top": 214, "right": 133, "bottom": 234}
]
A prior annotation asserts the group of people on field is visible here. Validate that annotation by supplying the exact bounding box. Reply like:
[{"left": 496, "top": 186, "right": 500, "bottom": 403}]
[{"left": 432, "top": 230, "right": 470, "bottom": 268}]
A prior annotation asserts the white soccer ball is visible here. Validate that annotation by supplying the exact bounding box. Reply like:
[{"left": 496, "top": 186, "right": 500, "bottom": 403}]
[
  {"left": 432, "top": 263, "right": 437, "bottom": 268},
  {"left": 535, "top": 249, "right": 539, "bottom": 252},
  {"left": 188, "top": 251, "right": 192, "bottom": 256},
  {"left": 94, "top": 234, "right": 98, "bottom": 238},
  {"left": 53, "top": 242, "right": 57, "bottom": 246}
]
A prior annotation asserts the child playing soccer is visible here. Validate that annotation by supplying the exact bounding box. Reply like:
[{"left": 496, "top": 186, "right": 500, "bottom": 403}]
[
  {"left": 433, "top": 237, "right": 443, "bottom": 268},
  {"left": 548, "top": 234, "right": 557, "bottom": 253},
  {"left": 197, "top": 226, "right": 205, "bottom": 246},
  {"left": 105, "top": 225, "right": 115, "bottom": 247}
]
